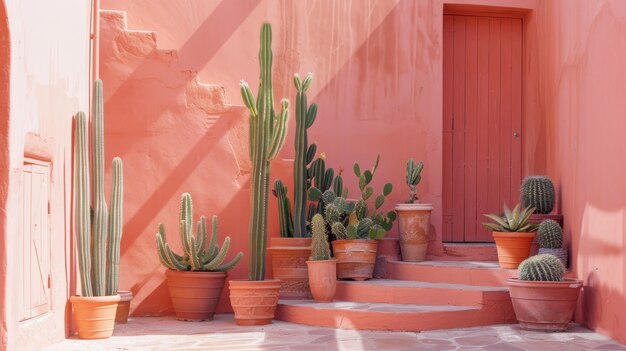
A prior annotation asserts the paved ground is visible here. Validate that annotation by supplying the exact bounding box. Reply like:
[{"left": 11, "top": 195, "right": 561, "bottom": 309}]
[{"left": 45, "top": 315, "right": 626, "bottom": 351}]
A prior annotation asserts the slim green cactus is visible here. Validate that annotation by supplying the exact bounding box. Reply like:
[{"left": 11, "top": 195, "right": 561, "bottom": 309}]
[
  {"left": 272, "top": 180, "right": 294, "bottom": 237},
  {"left": 405, "top": 159, "right": 424, "bottom": 204},
  {"left": 518, "top": 254, "right": 565, "bottom": 281},
  {"left": 74, "top": 79, "right": 124, "bottom": 297},
  {"left": 240, "top": 23, "right": 290, "bottom": 280},
  {"left": 309, "top": 214, "right": 331, "bottom": 260},
  {"left": 156, "top": 193, "right": 243, "bottom": 272},
  {"left": 537, "top": 219, "right": 563, "bottom": 249},
  {"left": 520, "top": 176, "right": 555, "bottom": 214}
]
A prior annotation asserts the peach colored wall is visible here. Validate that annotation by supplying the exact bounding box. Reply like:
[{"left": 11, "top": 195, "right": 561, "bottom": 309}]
[
  {"left": 100, "top": 0, "right": 547, "bottom": 317},
  {"left": 1, "top": 0, "right": 91, "bottom": 350},
  {"left": 530, "top": 0, "right": 626, "bottom": 344},
  {"left": 1, "top": 1, "right": 10, "bottom": 348}
]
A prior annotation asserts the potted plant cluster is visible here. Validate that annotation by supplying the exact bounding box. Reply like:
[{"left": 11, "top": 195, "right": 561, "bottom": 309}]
[
  {"left": 537, "top": 219, "right": 568, "bottom": 267},
  {"left": 315, "top": 156, "right": 396, "bottom": 280},
  {"left": 229, "top": 22, "right": 289, "bottom": 326},
  {"left": 483, "top": 203, "right": 539, "bottom": 269},
  {"left": 306, "top": 214, "right": 337, "bottom": 302},
  {"left": 70, "top": 79, "right": 124, "bottom": 339},
  {"left": 395, "top": 159, "right": 433, "bottom": 262},
  {"left": 507, "top": 254, "right": 583, "bottom": 331},
  {"left": 156, "top": 193, "right": 243, "bottom": 321}
]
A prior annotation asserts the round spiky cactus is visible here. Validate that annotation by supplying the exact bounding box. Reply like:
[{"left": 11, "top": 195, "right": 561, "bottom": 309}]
[
  {"left": 537, "top": 219, "right": 563, "bottom": 249},
  {"left": 310, "top": 214, "right": 331, "bottom": 260},
  {"left": 520, "top": 176, "right": 555, "bottom": 214},
  {"left": 518, "top": 254, "right": 565, "bottom": 281}
]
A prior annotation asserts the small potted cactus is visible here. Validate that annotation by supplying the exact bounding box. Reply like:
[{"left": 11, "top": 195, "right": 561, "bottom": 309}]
[
  {"left": 156, "top": 193, "right": 242, "bottom": 321},
  {"left": 395, "top": 159, "right": 433, "bottom": 262},
  {"left": 507, "top": 254, "right": 583, "bottom": 331},
  {"left": 537, "top": 219, "right": 568, "bottom": 267},
  {"left": 70, "top": 79, "right": 124, "bottom": 340},
  {"left": 306, "top": 214, "right": 337, "bottom": 302},
  {"left": 482, "top": 203, "right": 539, "bottom": 269},
  {"left": 319, "top": 155, "right": 396, "bottom": 280}
]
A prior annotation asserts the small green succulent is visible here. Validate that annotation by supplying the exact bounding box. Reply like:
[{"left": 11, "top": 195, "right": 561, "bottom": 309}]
[{"left": 482, "top": 203, "right": 539, "bottom": 233}]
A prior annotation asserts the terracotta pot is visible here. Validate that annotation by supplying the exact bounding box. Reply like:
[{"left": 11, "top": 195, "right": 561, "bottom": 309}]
[
  {"left": 395, "top": 203, "right": 433, "bottom": 262},
  {"left": 507, "top": 278, "right": 583, "bottom": 331},
  {"left": 267, "top": 237, "right": 312, "bottom": 299},
  {"left": 306, "top": 259, "right": 337, "bottom": 302},
  {"left": 115, "top": 290, "right": 133, "bottom": 324},
  {"left": 70, "top": 295, "right": 120, "bottom": 339},
  {"left": 492, "top": 231, "right": 536, "bottom": 269},
  {"left": 165, "top": 270, "right": 226, "bottom": 321},
  {"left": 332, "top": 239, "right": 378, "bottom": 281},
  {"left": 229, "top": 279, "right": 281, "bottom": 326},
  {"left": 374, "top": 237, "right": 400, "bottom": 278}
]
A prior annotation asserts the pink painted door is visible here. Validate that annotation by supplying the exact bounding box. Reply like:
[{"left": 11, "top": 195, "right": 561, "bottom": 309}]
[{"left": 443, "top": 15, "right": 523, "bottom": 243}]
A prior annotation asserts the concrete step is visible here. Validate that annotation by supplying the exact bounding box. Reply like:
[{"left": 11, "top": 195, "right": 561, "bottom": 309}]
[
  {"left": 387, "top": 260, "right": 518, "bottom": 287},
  {"left": 336, "top": 279, "right": 511, "bottom": 307},
  {"left": 275, "top": 299, "right": 515, "bottom": 332}
]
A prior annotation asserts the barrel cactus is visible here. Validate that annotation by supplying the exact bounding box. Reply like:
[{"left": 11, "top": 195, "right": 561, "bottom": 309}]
[
  {"left": 310, "top": 214, "right": 331, "bottom": 260},
  {"left": 518, "top": 254, "right": 565, "bottom": 281},
  {"left": 74, "top": 79, "right": 123, "bottom": 297},
  {"left": 537, "top": 220, "right": 563, "bottom": 249},
  {"left": 520, "top": 176, "right": 555, "bottom": 214},
  {"left": 240, "top": 23, "right": 290, "bottom": 280},
  {"left": 156, "top": 193, "right": 242, "bottom": 272},
  {"left": 405, "top": 159, "right": 424, "bottom": 203}
]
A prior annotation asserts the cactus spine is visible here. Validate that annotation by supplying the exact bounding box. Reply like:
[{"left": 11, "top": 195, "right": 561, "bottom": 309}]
[
  {"left": 156, "top": 193, "right": 243, "bottom": 272},
  {"left": 240, "top": 23, "right": 289, "bottom": 280},
  {"left": 74, "top": 79, "right": 124, "bottom": 297},
  {"left": 518, "top": 254, "right": 565, "bottom": 281},
  {"left": 310, "top": 214, "right": 331, "bottom": 260},
  {"left": 520, "top": 176, "right": 555, "bottom": 214},
  {"left": 537, "top": 219, "right": 563, "bottom": 249}
]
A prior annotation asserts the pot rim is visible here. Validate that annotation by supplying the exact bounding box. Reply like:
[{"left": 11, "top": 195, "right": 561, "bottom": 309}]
[
  {"left": 165, "top": 269, "right": 227, "bottom": 277},
  {"left": 306, "top": 258, "right": 338, "bottom": 264},
  {"left": 332, "top": 239, "right": 379, "bottom": 244},
  {"left": 69, "top": 294, "right": 121, "bottom": 303},
  {"left": 395, "top": 203, "right": 434, "bottom": 211},
  {"left": 507, "top": 277, "right": 583, "bottom": 289},
  {"left": 492, "top": 231, "right": 536, "bottom": 238}
]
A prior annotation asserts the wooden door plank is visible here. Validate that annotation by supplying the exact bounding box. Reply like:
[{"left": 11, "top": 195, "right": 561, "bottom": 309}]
[
  {"left": 500, "top": 19, "right": 513, "bottom": 207},
  {"left": 20, "top": 169, "right": 32, "bottom": 320},
  {"left": 452, "top": 15, "right": 467, "bottom": 242},
  {"left": 442, "top": 15, "right": 455, "bottom": 242},
  {"left": 475, "top": 17, "right": 492, "bottom": 242},
  {"left": 463, "top": 16, "right": 479, "bottom": 242},
  {"left": 511, "top": 19, "right": 523, "bottom": 203}
]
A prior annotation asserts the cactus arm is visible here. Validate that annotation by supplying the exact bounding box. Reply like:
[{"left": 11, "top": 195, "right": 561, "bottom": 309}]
[
  {"left": 267, "top": 99, "right": 289, "bottom": 161},
  {"left": 196, "top": 216, "right": 207, "bottom": 256},
  {"left": 105, "top": 158, "right": 123, "bottom": 295},
  {"left": 188, "top": 236, "right": 202, "bottom": 271},
  {"left": 274, "top": 180, "right": 294, "bottom": 237},
  {"left": 203, "top": 237, "right": 233, "bottom": 270},
  {"left": 75, "top": 112, "right": 94, "bottom": 297},
  {"left": 293, "top": 75, "right": 308, "bottom": 238},
  {"left": 215, "top": 252, "right": 244, "bottom": 272},
  {"left": 157, "top": 233, "right": 182, "bottom": 270}
]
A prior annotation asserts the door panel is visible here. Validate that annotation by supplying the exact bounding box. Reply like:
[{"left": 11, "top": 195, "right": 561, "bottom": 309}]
[{"left": 443, "top": 15, "right": 523, "bottom": 243}]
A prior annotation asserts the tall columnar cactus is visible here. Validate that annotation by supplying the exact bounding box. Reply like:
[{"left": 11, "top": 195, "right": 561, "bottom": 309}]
[
  {"left": 520, "top": 176, "right": 555, "bottom": 214},
  {"left": 74, "top": 79, "right": 124, "bottom": 297},
  {"left": 405, "top": 159, "right": 424, "bottom": 204},
  {"left": 309, "top": 214, "right": 331, "bottom": 260},
  {"left": 156, "top": 193, "right": 243, "bottom": 272},
  {"left": 518, "top": 254, "right": 565, "bottom": 281},
  {"left": 272, "top": 180, "right": 294, "bottom": 238},
  {"left": 240, "top": 23, "right": 290, "bottom": 280},
  {"left": 537, "top": 219, "right": 563, "bottom": 249}
]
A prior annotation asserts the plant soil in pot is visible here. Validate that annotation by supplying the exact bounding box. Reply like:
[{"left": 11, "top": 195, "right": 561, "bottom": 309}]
[
  {"left": 229, "top": 279, "right": 282, "bottom": 326},
  {"left": 268, "top": 237, "right": 312, "bottom": 299},
  {"left": 395, "top": 203, "right": 433, "bottom": 262}
]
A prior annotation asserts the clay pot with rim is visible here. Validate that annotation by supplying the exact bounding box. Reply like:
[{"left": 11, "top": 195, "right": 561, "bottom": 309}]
[
  {"left": 395, "top": 203, "right": 433, "bottom": 262},
  {"left": 507, "top": 278, "right": 583, "bottom": 331},
  {"left": 115, "top": 290, "right": 133, "bottom": 324},
  {"left": 306, "top": 259, "right": 337, "bottom": 302},
  {"left": 165, "top": 270, "right": 226, "bottom": 321},
  {"left": 492, "top": 232, "right": 536, "bottom": 269},
  {"left": 332, "top": 239, "right": 378, "bottom": 280},
  {"left": 70, "top": 294, "right": 120, "bottom": 339},
  {"left": 267, "top": 237, "right": 312, "bottom": 299},
  {"left": 229, "top": 279, "right": 281, "bottom": 326}
]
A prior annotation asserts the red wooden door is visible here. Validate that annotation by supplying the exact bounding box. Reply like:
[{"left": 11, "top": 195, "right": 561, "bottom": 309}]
[{"left": 443, "top": 15, "right": 523, "bottom": 243}]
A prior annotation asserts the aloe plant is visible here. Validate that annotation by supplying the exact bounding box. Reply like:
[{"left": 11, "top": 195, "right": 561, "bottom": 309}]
[
  {"left": 240, "top": 23, "right": 290, "bottom": 280},
  {"left": 482, "top": 203, "right": 539, "bottom": 233},
  {"left": 156, "top": 193, "right": 242, "bottom": 272}
]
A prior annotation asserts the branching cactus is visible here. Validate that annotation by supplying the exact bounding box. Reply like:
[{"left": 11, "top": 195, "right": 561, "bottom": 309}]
[
  {"left": 74, "top": 79, "right": 124, "bottom": 297},
  {"left": 240, "top": 23, "right": 290, "bottom": 280},
  {"left": 537, "top": 220, "right": 563, "bottom": 249},
  {"left": 520, "top": 176, "right": 555, "bottom": 214},
  {"left": 405, "top": 159, "right": 424, "bottom": 204},
  {"left": 156, "top": 193, "right": 243, "bottom": 272},
  {"left": 309, "top": 214, "right": 331, "bottom": 260},
  {"left": 518, "top": 254, "right": 565, "bottom": 281}
]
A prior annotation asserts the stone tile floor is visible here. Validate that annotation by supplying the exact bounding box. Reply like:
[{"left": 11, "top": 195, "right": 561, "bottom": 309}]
[{"left": 45, "top": 315, "right": 626, "bottom": 351}]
